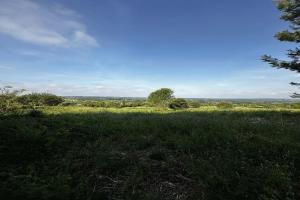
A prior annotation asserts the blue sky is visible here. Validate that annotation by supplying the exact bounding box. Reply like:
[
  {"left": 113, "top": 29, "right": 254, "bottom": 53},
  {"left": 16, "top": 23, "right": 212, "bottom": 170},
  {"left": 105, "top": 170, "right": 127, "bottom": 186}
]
[{"left": 0, "top": 0, "right": 299, "bottom": 98}]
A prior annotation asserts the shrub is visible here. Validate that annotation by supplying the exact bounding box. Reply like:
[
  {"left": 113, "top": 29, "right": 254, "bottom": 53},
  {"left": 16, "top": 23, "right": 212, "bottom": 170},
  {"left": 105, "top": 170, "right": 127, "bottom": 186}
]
[
  {"left": 17, "top": 93, "right": 64, "bottom": 107},
  {"left": 42, "top": 94, "right": 64, "bottom": 106},
  {"left": 216, "top": 102, "right": 234, "bottom": 109},
  {"left": 17, "top": 93, "right": 40, "bottom": 106},
  {"left": 168, "top": 98, "right": 189, "bottom": 110},
  {"left": 122, "top": 100, "right": 146, "bottom": 107},
  {"left": 21, "top": 109, "right": 44, "bottom": 117},
  {"left": 81, "top": 101, "right": 103, "bottom": 107},
  {"left": 0, "top": 95, "right": 18, "bottom": 113},
  {"left": 60, "top": 101, "right": 78, "bottom": 106},
  {"left": 0, "top": 86, "right": 25, "bottom": 113},
  {"left": 188, "top": 101, "right": 202, "bottom": 108},
  {"left": 290, "top": 103, "right": 300, "bottom": 109},
  {"left": 104, "top": 101, "right": 122, "bottom": 108}
]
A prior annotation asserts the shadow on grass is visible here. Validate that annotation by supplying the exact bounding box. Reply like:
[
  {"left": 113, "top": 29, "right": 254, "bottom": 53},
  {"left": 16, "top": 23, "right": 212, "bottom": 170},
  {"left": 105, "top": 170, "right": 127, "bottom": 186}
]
[{"left": 1, "top": 110, "right": 300, "bottom": 200}]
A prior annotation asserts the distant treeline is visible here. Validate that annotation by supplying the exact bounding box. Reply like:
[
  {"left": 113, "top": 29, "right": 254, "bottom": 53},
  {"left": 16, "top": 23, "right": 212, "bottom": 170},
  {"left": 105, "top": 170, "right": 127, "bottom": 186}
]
[
  {"left": 1, "top": 85, "right": 300, "bottom": 115},
  {"left": 64, "top": 99, "right": 300, "bottom": 109},
  {"left": 66, "top": 96, "right": 300, "bottom": 103}
]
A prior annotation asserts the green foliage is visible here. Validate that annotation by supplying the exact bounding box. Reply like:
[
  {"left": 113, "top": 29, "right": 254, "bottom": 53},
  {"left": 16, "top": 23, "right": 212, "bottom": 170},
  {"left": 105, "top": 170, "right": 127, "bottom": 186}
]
[
  {"left": 60, "top": 101, "right": 78, "bottom": 106},
  {"left": 148, "top": 88, "right": 174, "bottom": 107},
  {"left": 17, "top": 93, "right": 64, "bottom": 107},
  {"left": 123, "top": 100, "right": 146, "bottom": 107},
  {"left": 168, "top": 98, "right": 189, "bottom": 110},
  {"left": 18, "top": 108, "right": 44, "bottom": 117},
  {"left": 79, "top": 100, "right": 146, "bottom": 108},
  {"left": 262, "top": 0, "right": 300, "bottom": 97},
  {"left": 42, "top": 94, "right": 64, "bottom": 106},
  {"left": 0, "top": 86, "right": 25, "bottom": 113},
  {"left": 81, "top": 100, "right": 106, "bottom": 107},
  {"left": 1, "top": 106, "right": 300, "bottom": 199},
  {"left": 187, "top": 100, "right": 202, "bottom": 108},
  {"left": 216, "top": 102, "right": 234, "bottom": 109},
  {"left": 104, "top": 101, "right": 124, "bottom": 108},
  {"left": 290, "top": 103, "right": 300, "bottom": 109}
]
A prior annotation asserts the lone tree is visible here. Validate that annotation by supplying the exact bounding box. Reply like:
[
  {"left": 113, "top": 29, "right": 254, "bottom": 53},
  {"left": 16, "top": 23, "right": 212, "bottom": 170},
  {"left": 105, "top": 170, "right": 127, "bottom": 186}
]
[
  {"left": 262, "top": 0, "right": 300, "bottom": 98},
  {"left": 148, "top": 88, "right": 174, "bottom": 106}
]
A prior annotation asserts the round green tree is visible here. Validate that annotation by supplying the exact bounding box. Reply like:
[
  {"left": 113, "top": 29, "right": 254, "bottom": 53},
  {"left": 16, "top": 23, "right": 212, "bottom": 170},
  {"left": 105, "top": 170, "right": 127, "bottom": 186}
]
[{"left": 148, "top": 88, "right": 174, "bottom": 107}]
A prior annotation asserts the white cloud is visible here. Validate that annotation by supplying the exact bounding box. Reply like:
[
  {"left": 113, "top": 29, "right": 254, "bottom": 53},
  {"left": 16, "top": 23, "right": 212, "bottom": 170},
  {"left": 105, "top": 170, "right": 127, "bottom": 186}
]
[
  {"left": 0, "top": 0, "right": 98, "bottom": 47},
  {"left": 95, "top": 85, "right": 105, "bottom": 89},
  {"left": 1, "top": 66, "right": 299, "bottom": 98},
  {"left": 53, "top": 4, "right": 79, "bottom": 17},
  {"left": 73, "top": 31, "right": 99, "bottom": 47}
]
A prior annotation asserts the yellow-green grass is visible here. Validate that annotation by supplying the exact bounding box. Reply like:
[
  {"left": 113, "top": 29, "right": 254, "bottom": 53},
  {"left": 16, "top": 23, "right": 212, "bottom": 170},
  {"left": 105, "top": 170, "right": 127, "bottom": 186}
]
[{"left": 40, "top": 105, "right": 300, "bottom": 114}]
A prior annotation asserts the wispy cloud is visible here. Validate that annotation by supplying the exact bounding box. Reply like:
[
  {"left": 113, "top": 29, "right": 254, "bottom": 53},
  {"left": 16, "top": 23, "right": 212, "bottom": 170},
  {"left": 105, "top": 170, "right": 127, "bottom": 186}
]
[
  {"left": 1, "top": 64, "right": 299, "bottom": 98},
  {"left": 0, "top": 65, "right": 14, "bottom": 70},
  {"left": 0, "top": 0, "right": 98, "bottom": 47}
]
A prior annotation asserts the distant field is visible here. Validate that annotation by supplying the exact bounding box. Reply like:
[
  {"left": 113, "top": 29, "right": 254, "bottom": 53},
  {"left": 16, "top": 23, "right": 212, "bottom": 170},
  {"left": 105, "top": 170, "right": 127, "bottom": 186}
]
[
  {"left": 66, "top": 96, "right": 300, "bottom": 103},
  {"left": 1, "top": 105, "right": 300, "bottom": 200}
]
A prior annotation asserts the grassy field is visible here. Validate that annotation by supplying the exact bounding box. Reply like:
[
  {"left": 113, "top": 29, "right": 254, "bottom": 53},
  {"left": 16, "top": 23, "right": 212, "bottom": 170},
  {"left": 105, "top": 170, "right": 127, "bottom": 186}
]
[{"left": 1, "top": 105, "right": 300, "bottom": 200}]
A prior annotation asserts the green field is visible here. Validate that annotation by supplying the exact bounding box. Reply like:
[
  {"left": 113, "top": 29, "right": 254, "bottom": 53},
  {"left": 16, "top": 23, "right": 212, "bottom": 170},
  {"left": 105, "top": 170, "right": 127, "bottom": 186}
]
[{"left": 1, "top": 105, "right": 300, "bottom": 200}]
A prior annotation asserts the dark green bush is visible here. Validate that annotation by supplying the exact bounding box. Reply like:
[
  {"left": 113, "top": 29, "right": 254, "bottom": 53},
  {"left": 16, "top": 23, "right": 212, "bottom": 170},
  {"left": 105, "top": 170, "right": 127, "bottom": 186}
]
[
  {"left": 42, "top": 94, "right": 64, "bottom": 106},
  {"left": 60, "top": 101, "right": 78, "bottom": 106},
  {"left": 168, "top": 98, "right": 189, "bottom": 110},
  {"left": 17, "top": 93, "right": 64, "bottom": 106}
]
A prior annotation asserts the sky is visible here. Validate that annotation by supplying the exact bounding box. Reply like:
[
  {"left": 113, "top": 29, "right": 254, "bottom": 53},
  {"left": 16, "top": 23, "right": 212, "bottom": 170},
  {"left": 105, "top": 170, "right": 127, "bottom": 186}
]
[{"left": 0, "top": 0, "right": 299, "bottom": 98}]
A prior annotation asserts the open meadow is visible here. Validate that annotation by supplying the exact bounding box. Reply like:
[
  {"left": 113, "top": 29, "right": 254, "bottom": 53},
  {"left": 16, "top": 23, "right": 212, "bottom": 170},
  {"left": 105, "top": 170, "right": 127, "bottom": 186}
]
[
  {"left": 1, "top": 103, "right": 300, "bottom": 200},
  {"left": 1, "top": 0, "right": 300, "bottom": 199}
]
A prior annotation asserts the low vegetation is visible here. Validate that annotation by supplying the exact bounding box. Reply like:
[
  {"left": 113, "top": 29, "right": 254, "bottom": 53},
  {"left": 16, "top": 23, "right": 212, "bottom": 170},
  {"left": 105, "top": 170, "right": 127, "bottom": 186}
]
[
  {"left": 168, "top": 98, "right": 189, "bottom": 110},
  {"left": 1, "top": 87, "right": 300, "bottom": 199},
  {"left": 0, "top": 86, "right": 64, "bottom": 114},
  {"left": 17, "top": 93, "right": 64, "bottom": 107}
]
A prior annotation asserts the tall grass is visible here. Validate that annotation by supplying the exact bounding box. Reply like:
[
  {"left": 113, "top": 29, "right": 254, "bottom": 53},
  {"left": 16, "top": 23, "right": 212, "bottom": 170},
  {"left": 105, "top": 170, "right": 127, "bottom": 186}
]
[{"left": 1, "top": 105, "right": 300, "bottom": 199}]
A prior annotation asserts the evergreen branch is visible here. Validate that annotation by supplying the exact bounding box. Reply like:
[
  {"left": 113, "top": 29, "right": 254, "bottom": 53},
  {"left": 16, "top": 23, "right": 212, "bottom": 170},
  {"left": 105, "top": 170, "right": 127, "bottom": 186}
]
[
  {"left": 275, "top": 30, "right": 300, "bottom": 42},
  {"left": 262, "top": 55, "right": 300, "bottom": 73}
]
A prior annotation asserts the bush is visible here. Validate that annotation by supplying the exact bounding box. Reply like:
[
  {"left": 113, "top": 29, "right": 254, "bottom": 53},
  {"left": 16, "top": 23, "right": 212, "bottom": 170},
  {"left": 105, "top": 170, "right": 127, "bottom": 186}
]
[
  {"left": 42, "top": 94, "right": 64, "bottom": 106},
  {"left": 104, "top": 101, "right": 122, "bottom": 108},
  {"left": 60, "top": 101, "right": 78, "bottom": 106},
  {"left": 290, "top": 103, "right": 300, "bottom": 109},
  {"left": 81, "top": 101, "right": 106, "bottom": 107},
  {"left": 121, "top": 100, "right": 146, "bottom": 107},
  {"left": 20, "top": 109, "right": 44, "bottom": 117},
  {"left": 168, "top": 98, "right": 189, "bottom": 110},
  {"left": 216, "top": 102, "right": 234, "bottom": 109},
  {"left": 0, "top": 95, "right": 18, "bottom": 113},
  {"left": 0, "top": 86, "right": 25, "bottom": 113},
  {"left": 17, "top": 93, "right": 64, "bottom": 107},
  {"left": 79, "top": 100, "right": 147, "bottom": 108},
  {"left": 188, "top": 101, "right": 202, "bottom": 108}
]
